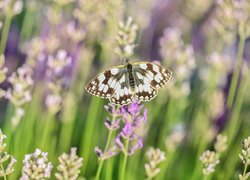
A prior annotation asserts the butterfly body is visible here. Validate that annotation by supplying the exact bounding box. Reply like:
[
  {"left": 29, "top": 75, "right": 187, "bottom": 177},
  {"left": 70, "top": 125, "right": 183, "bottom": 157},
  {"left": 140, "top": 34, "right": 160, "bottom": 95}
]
[
  {"left": 85, "top": 61, "right": 172, "bottom": 106},
  {"left": 127, "top": 63, "right": 136, "bottom": 90}
]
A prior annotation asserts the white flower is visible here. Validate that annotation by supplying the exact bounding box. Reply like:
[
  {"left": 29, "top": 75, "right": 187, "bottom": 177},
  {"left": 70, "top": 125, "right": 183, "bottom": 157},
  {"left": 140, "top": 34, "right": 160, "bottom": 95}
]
[
  {"left": 21, "top": 149, "right": 53, "bottom": 179},
  {"left": 145, "top": 147, "right": 166, "bottom": 179}
]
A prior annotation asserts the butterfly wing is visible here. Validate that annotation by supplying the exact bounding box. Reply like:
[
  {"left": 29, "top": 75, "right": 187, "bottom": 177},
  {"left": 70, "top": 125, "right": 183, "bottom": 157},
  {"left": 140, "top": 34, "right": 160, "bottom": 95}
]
[
  {"left": 85, "top": 65, "right": 125, "bottom": 99},
  {"left": 109, "top": 73, "right": 133, "bottom": 106},
  {"left": 133, "top": 62, "right": 172, "bottom": 89},
  {"left": 133, "top": 62, "right": 172, "bottom": 102}
]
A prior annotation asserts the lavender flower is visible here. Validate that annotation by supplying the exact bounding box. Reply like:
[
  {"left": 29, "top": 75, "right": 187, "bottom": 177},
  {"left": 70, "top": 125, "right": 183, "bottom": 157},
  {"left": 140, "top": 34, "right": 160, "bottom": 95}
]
[
  {"left": 45, "top": 49, "right": 72, "bottom": 114},
  {"left": 214, "top": 134, "right": 228, "bottom": 154},
  {"left": 212, "top": 0, "right": 250, "bottom": 42},
  {"left": 20, "top": 149, "right": 53, "bottom": 180},
  {"left": 144, "top": 147, "right": 166, "bottom": 179},
  {"left": 94, "top": 146, "right": 119, "bottom": 161},
  {"left": 200, "top": 150, "right": 220, "bottom": 175},
  {"left": 239, "top": 136, "right": 250, "bottom": 179},
  {"left": 95, "top": 101, "right": 147, "bottom": 160},
  {"left": 199, "top": 52, "right": 232, "bottom": 87},
  {"left": 0, "top": 129, "right": 17, "bottom": 177},
  {"left": 239, "top": 137, "right": 250, "bottom": 166},
  {"left": 45, "top": 93, "right": 62, "bottom": 114},
  {"left": 4, "top": 64, "right": 33, "bottom": 126},
  {"left": 11, "top": 107, "right": 25, "bottom": 127},
  {"left": 5, "top": 65, "right": 33, "bottom": 107},
  {"left": 94, "top": 104, "right": 122, "bottom": 160},
  {"left": 114, "top": 100, "right": 147, "bottom": 156},
  {"left": 66, "top": 21, "right": 85, "bottom": 43},
  {"left": 47, "top": 50, "right": 72, "bottom": 75},
  {"left": 160, "top": 27, "right": 196, "bottom": 98},
  {"left": 55, "top": 147, "right": 83, "bottom": 180},
  {"left": 24, "top": 37, "right": 45, "bottom": 68},
  {"left": 165, "top": 124, "right": 185, "bottom": 152},
  {"left": 115, "top": 17, "right": 138, "bottom": 59},
  {"left": 0, "top": 0, "right": 23, "bottom": 17}
]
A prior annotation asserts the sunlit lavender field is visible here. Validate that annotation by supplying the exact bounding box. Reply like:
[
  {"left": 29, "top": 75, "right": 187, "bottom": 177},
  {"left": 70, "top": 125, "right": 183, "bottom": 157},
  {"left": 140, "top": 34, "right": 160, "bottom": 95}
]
[{"left": 0, "top": 0, "right": 250, "bottom": 179}]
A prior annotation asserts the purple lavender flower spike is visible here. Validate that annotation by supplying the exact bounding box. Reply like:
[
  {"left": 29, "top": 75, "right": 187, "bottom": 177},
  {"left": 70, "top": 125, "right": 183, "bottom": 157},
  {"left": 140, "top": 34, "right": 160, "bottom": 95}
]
[
  {"left": 94, "top": 147, "right": 103, "bottom": 159},
  {"left": 105, "top": 146, "right": 119, "bottom": 159},
  {"left": 121, "top": 122, "right": 133, "bottom": 138},
  {"left": 128, "top": 100, "right": 140, "bottom": 116},
  {"left": 115, "top": 134, "right": 125, "bottom": 150},
  {"left": 129, "top": 138, "right": 143, "bottom": 155},
  {"left": 105, "top": 118, "right": 121, "bottom": 131},
  {"left": 96, "top": 101, "right": 148, "bottom": 160},
  {"left": 104, "top": 118, "right": 112, "bottom": 130}
]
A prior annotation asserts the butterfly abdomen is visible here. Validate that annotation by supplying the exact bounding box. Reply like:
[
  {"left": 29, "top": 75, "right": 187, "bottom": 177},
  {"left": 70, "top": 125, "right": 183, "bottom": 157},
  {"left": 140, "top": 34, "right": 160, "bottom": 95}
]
[{"left": 127, "top": 63, "right": 136, "bottom": 89}]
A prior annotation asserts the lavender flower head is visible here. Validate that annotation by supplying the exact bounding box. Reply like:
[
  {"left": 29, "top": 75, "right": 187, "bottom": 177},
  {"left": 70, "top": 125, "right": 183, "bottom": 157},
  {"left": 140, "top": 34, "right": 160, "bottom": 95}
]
[
  {"left": 55, "top": 147, "right": 83, "bottom": 180},
  {"left": 115, "top": 100, "right": 147, "bottom": 155},
  {"left": 95, "top": 100, "right": 147, "bottom": 160},
  {"left": 20, "top": 149, "right": 53, "bottom": 180},
  {"left": 0, "top": 129, "right": 17, "bottom": 177}
]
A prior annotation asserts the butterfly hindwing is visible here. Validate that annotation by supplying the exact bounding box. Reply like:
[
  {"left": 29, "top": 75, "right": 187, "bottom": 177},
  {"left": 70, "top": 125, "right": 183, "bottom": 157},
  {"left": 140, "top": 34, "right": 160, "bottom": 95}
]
[
  {"left": 133, "top": 68, "right": 157, "bottom": 102},
  {"left": 109, "top": 74, "right": 133, "bottom": 105}
]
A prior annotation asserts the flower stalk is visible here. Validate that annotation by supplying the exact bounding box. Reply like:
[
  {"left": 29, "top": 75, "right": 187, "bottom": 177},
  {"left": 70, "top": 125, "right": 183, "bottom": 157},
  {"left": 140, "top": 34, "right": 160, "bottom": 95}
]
[
  {"left": 0, "top": 16, "right": 12, "bottom": 54},
  {"left": 120, "top": 139, "right": 129, "bottom": 180},
  {"left": 95, "top": 115, "right": 116, "bottom": 180},
  {"left": 227, "top": 32, "right": 245, "bottom": 109}
]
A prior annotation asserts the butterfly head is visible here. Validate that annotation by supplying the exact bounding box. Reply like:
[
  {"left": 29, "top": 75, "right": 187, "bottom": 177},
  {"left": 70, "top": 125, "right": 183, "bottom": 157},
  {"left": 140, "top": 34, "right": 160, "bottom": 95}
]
[{"left": 126, "top": 63, "right": 133, "bottom": 72}]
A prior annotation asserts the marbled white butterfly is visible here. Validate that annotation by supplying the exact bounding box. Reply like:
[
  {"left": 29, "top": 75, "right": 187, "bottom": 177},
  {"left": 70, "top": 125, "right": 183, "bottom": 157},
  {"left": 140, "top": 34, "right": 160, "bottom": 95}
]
[{"left": 85, "top": 61, "right": 172, "bottom": 106}]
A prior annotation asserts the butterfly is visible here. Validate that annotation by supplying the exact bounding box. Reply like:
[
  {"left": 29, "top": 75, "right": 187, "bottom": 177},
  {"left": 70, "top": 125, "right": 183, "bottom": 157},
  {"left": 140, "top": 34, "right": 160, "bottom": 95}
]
[{"left": 85, "top": 61, "right": 172, "bottom": 106}]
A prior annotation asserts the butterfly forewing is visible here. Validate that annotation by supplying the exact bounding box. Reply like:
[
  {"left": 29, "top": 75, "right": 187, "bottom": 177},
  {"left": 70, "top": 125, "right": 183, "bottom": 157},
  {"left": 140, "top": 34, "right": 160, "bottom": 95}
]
[
  {"left": 85, "top": 65, "right": 125, "bottom": 99},
  {"left": 132, "top": 62, "right": 170, "bottom": 102},
  {"left": 133, "top": 62, "right": 172, "bottom": 89}
]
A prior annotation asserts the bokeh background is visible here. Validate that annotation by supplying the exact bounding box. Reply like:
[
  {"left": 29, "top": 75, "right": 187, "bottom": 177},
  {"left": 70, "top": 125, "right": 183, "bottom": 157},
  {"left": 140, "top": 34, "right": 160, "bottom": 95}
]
[{"left": 0, "top": 0, "right": 250, "bottom": 179}]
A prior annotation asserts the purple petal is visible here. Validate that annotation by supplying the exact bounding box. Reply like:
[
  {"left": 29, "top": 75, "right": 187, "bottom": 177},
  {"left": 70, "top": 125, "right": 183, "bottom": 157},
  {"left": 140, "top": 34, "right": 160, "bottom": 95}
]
[
  {"left": 115, "top": 134, "right": 124, "bottom": 150},
  {"left": 94, "top": 147, "right": 103, "bottom": 158},
  {"left": 121, "top": 122, "right": 133, "bottom": 138},
  {"left": 129, "top": 138, "right": 143, "bottom": 155}
]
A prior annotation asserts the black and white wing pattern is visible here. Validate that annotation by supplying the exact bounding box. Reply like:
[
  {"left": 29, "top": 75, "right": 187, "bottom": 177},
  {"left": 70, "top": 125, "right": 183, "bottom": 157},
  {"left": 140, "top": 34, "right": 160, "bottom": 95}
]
[
  {"left": 85, "top": 65, "right": 124, "bottom": 99},
  {"left": 85, "top": 61, "right": 172, "bottom": 106},
  {"left": 109, "top": 74, "right": 133, "bottom": 105},
  {"left": 133, "top": 62, "right": 172, "bottom": 102},
  {"left": 85, "top": 65, "right": 134, "bottom": 105}
]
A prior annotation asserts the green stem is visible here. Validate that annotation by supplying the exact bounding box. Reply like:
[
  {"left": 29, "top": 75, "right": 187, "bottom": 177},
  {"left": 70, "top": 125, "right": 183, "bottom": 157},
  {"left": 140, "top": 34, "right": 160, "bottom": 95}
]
[
  {"left": 80, "top": 98, "right": 101, "bottom": 173},
  {"left": 0, "top": 16, "right": 12, "bottom": 54},
  {"left": 226, "top": 33, "right": 245, "bottom": 109},
  {"left": 243, "top": 164, "right": 248, "bottom": 176},
  {"left": 40, "top": 113, "right": 53, "bottom": 149},
  {"left": 203, "top": 175, "right": 208, "bottom": 180},
  {"left": 120, "top": 140, "right": 129, "bottom": 180},
  {"left": 1, "top": 164, "right": 7, "bottom": 180},
  {"left": 95, "top": 129, "right": 114, "bottom": 180},
  {"left": 105, "top": 158, "right": 114, "bottom": 180},
  {"left": 19, "top": 7, "right": 35, "bottom": 44}
]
